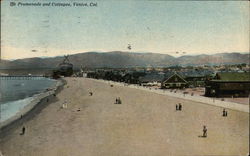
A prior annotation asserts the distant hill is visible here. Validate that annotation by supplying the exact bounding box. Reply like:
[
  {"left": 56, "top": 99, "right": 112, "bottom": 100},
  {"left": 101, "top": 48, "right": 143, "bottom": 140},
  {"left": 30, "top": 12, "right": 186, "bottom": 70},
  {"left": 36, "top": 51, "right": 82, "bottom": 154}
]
[
  {"left": 176, "top": 53, "right": 250, "bottom": 66},
  {"left": 0, "top": 52, "right": 249, "bottom": 69}
]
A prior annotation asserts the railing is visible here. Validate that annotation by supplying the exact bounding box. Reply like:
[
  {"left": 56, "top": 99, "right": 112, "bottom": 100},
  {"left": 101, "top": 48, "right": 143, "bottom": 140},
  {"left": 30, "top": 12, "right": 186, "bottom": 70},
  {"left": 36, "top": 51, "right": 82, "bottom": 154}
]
[{"left": 0, "top": 75, "right": 47, "bottom": 80}]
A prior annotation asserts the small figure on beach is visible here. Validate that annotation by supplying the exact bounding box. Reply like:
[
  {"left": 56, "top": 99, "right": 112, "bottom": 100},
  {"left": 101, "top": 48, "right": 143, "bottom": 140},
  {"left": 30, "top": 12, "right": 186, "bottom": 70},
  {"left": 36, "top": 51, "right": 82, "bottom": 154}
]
[
  {"left": 62, "top": 103, "right": 67, "bottom": 109},
  {"left": 178, "top": 103, "right": 182, "bottom": 111},
  {"left": 176, "top": 103, "right": 182, "bottom": 111},
  {"left": 89, "top": 92, "right": 93, "bottom": 96},
  {"left": 47, "top": 98, "right": 49, "bottom": 102},
  {"left": 202, "top": 125, "right": 207, "bottom": 137},
  {"left": 61, "top": 100, "right": 68, "bottom": 109},
  {"left": 222, "top": 109, "right": 228, "bottom": 117},
  {"left": 118, "top": 97, "right": 122, "bottom": 104},
  {"left": 115, "top": 97, "right": 122, "bottom": 104},
  {"left": 20, "top": 126, "right": 26, "bottom": 135}
]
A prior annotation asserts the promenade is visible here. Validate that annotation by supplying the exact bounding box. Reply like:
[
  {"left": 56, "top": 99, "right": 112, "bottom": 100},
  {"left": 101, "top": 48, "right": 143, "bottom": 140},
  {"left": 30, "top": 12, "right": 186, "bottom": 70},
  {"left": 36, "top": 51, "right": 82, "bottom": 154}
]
[
  {"left": 0, "top": 78, "right": 248, "bottom": 156},
  {"left": 98, "top": 79, "right": 249, "bottom": 113}
]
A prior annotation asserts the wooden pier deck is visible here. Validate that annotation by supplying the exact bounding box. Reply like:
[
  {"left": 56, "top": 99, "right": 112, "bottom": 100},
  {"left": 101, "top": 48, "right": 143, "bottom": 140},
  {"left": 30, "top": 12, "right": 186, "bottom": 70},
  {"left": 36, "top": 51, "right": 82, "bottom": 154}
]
[{"left": 0, "top": 75, "right": 48, "bottom": 80}]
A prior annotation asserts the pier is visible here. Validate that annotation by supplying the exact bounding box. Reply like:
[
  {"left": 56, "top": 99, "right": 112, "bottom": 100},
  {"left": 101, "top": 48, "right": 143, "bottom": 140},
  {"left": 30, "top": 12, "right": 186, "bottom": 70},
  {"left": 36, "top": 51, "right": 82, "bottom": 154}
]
[{"left": 0, "top": 75, "right": 48, "bottom": 80}]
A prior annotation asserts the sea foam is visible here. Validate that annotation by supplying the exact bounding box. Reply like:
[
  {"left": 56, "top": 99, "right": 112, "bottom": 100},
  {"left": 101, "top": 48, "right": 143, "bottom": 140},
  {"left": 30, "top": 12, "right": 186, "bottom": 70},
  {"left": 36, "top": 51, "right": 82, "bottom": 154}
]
[{"left": 0, "top": 97, "right": 34, "bottom": 122}]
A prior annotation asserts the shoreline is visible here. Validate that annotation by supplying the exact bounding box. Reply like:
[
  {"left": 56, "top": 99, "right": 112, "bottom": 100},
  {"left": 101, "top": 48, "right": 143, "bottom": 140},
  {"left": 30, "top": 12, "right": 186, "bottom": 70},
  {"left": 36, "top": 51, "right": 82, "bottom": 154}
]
[{"left": 0, "top": 78, "right": 66, "bottom": 137}]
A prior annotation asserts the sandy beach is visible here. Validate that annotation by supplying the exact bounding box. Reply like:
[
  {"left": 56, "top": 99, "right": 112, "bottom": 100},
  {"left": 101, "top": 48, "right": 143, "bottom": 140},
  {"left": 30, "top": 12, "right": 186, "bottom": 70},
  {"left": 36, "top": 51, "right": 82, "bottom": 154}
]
[{"left": 0, "top": 78, "right": 249, "bottom": 156}]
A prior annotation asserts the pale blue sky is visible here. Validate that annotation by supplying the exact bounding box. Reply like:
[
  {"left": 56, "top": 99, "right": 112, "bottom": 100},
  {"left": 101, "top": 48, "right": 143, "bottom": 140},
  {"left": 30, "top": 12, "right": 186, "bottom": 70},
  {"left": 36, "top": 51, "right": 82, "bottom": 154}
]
[{"left": 1, "top": 0, "right": 249, "bottom": 59}]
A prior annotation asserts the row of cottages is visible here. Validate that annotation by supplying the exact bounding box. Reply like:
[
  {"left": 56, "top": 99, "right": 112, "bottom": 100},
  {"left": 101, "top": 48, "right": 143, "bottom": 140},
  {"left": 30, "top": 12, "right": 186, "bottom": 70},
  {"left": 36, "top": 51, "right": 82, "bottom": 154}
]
[
  {"left": 138, "top": 73, "right": 165, "bottom": 86},
  {"left": 205, "top": 72, "right": 250, "bottom": 97},
  {"left": 181, "top": 70, "right": 214, "bottom": 87}
]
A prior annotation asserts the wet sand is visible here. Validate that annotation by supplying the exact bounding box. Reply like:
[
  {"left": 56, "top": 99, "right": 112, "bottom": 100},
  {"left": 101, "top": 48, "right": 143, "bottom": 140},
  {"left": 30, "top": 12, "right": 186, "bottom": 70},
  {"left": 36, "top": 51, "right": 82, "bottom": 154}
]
[{"left": 0, "top": 78, "right": 249, "bottom": 156}]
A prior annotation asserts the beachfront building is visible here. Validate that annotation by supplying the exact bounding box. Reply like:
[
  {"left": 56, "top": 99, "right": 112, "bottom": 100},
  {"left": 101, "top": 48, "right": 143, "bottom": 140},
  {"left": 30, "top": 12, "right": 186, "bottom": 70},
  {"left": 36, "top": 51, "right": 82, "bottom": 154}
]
[
  {"left": 161, "top": 72, "right": 188, "bottom": 89},
  {"left": 181, "top": 70, "right": 214, "bottom": 87},
  {"left": 205, "top": 72, "right": 250, "bottom": 97},
  {"left": 184, "top": 75, "right": 206, "bottom": 87},
  {"left": 138, "top": 73, "right": 165, "bottom": 86}
]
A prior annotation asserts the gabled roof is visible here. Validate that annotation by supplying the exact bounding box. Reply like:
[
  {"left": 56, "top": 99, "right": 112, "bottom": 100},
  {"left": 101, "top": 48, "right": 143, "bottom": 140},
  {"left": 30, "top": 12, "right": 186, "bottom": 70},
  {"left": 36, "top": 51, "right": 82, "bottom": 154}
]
[
  {"left": 162, "top": 72, "right": 187, "bottom": 83},
  {"left": 215, "top": 72, "right": 250, "bottom": 81}
]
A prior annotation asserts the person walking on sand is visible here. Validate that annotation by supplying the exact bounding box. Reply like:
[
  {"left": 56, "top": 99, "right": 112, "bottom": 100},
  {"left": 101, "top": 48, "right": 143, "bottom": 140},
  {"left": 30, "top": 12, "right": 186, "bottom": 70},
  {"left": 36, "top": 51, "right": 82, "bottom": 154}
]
[
  {"left": 118, "top": 97, "right": 122, "bottom": 104},
  {"left": 176, "top": 104, "right": 178, "bottom": 111},
  {"left": 22, "top": 126, "right": 26, "bottom": 135},
  {"left": 223, "top": 109, "right": 228, "bottom": 117},
  {"left": 20, "top": 126, "right": 26, "bottom": 135},
  {"left": 223, "top": 109, "right": 226, "bottom": 116},
  {"left": 89, "top": 92, "right": 93, "bottom": 96},
  {"left": 203, "top": 126, "right": 207, "bottom": 137},
  {"left": 178, "top": 103, "right": 182, "bottom": 111}
]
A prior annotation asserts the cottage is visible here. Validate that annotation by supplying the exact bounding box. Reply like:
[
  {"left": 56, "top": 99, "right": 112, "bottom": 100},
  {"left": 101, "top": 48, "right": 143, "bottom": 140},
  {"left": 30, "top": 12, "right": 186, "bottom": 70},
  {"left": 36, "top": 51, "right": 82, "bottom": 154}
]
[
  {"left": 161, "top": 72, "right": 188, "bottom": 89},
  {"left": 138, "top": 73, "right": 164, "bottom": 86},
  {"left": 181, "top": 70, "right": 214, "bottom": 87},
  {"left": 205, "top": 72, "right": 250, "bottom": 97}
]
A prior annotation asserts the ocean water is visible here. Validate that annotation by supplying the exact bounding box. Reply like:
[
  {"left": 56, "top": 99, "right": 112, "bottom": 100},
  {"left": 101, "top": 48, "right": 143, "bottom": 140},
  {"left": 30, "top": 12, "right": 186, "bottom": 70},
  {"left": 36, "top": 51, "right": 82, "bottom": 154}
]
[{"left": 0, "top": 78, "right": 56, "bottom": 122}]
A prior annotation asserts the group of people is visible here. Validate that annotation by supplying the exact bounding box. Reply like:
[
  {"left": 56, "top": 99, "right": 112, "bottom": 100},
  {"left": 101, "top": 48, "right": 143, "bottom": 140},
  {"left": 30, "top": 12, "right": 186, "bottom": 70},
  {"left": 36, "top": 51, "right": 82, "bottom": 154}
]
[
  {"left": 201, "top": 109, "right": 228, "bottom": 138},
  {"left": 115, "top": 97, "right": 122, "bottom": 104},
  {"left": 176, "top": 103, "right": 182, "bottom": 111},
  {"left": 18, "top": 92, "right": 229, "bottom": 140},
  {"left": 222, "top": 108, "right": 228, "bottom": 117},
  {"left": 175, "top": 103, "right": 228, "bottom": 138}
]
